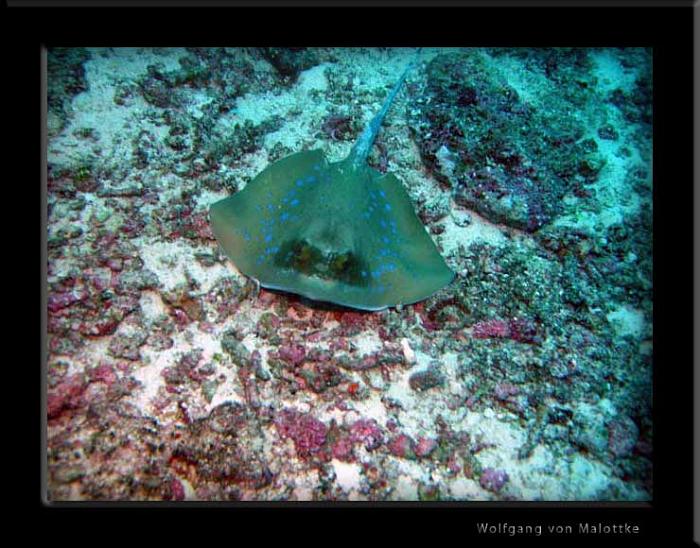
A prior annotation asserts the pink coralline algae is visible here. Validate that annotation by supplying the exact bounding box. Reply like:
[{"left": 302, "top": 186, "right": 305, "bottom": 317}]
[
  {"left": 47, "top": 290, "right": 89, "bottom": 313},
  {"left": 414, "top": 436, "right": 438, "bottom": 458},
  {"left": 170, "top": 478, "right": 186, "bottom": 501},
  {"left": 472, "top": 319, "right": 510, "bottom": 339},
  {"left": 47, "top": 373, "right": 87, "bottom": 419},
  {"left": 275, "top": 408, "right": 328, "bottom": 458},
  {"left": 331, "top": 435, "right": 355, "bottom": 461},
  {"left": 277, "top": 343, "right": 306, "bottom": 367},
  {"left": 87, "top": 363, "right": 117, "bottom": 386},
  {"left": 387, "top": 434, "right": 416, "bottom": 459},
  {"left": 479, "top": 467, "right": 509, "bottom": 493},
  {"left": 472, "top": 318, "right": 537, "bottom": 342},
  {"left": 350, "top": 418, "right": 384, "bottom": 451}
]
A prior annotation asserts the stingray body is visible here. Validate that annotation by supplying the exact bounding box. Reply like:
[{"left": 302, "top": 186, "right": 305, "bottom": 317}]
[{"left": 210, "top": 53, "right": 454, "bottom": 311}]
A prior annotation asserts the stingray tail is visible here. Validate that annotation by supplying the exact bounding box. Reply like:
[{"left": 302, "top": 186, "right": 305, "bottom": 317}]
[{"left": 348, "top": 48, "right": 422, "bottom": 168}]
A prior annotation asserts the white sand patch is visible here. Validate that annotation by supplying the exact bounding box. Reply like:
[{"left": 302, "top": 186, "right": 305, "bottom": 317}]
[
  {"left": 297, "top": 63, "right": 331, "bottom": 93},
  {"left": 400, "top": 338, "right": 416, "bottom": 365},
  {"left": 90, "top": 47, "right": 186, "bottom": 83},
  {"left": 139, "top": 290, "right": 169, "bottom": 322},
  {"left": 438, "top": 205, "right": 508, "bottom": 256},
  {"left": 483, "top": 50, "right": 551, "bottom": 109},
  {"left": 463, "top": 407, "right": 527, "bottom": 463},
  {"left": 318, "top": 405, "right": 352, "bottom": 427},
  {"left": 553, "top": 62, "right": 651, "bottom": 236},
  {"left": 590, "top": 49, "right": 639, "bottom": 95},
  {"left": 497, "top": 443, "right": 565, "bottom": 500},
  {"left": 195, "top": 188, "right": 229, "bottom": 210},
  {"left": 188, "top": 326, "right": 227, "bottom": 363},
  {"left": 332, "top": 460, "right": 362, "bottom": 492},
  {"left": 128, "top": 321, "right": 243, "bottom": 415},
  {"left": 447, "top": 477, "right": 481, "bottom": 499},
  {"left": 206, "top": 372, "right": 244, "bottom": 411},
  {"left": 388, "top": 459, "right": 432, "bottom": 501},
  {"left": 185, "top": 88, "right": 215, "bottom": 120},
  {"left": 606, "top": 304, "right": 646, "bottom": 338},
  {"left": 384, "top": 350, "right": 465, "bottom": 436},
  {"left": 564, "top": 453, "right": 617, "bottom": 500},
  {"left": 351, "top": 331, "right": 383, "bottom": 356},
  {"left": 555, "top": 134, "right": 647, "bottom": 234},
  {"left": 291, "top": 469, "right": 320, "bottom": 501},
  {"left": 49, "top": 47, "right": 184, "bottom": 169},
  {"left": 136, "top": 238, "right": 239, "bottom": 293},
  {"left": 233, "top": 63, "right": 331, "bottom": 127},
  {"left": 129, "top": 342, "right": 180, "bottom": 414},
  {"left": 394, "top": 474, "right": 419, "bottom": 500},
  {"left": 349, "top": 394, "right": 389, "bottom": 427},
  {"left": 240, "top": 331, "right": 264, "bottom": 354}
]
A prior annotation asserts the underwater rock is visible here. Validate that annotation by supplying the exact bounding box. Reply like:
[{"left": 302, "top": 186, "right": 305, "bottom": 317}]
[
  {"left": 259, "top": 47, "right": 321, "bottom": 81},
  {"left": 408, "top": 364, "right": 445, "bottom": 392},
  {"left": 275, "top": 408, "right": 328, "bottom": 459},
  {"left": 479, "top": 467, "right": 509, "bottom": 493},
  {"left": 608, "top": 416, "right": 639, "bottom": 459},
  {"left": 172, "top": 403, "right": 273, "bottom": 489},
  {"left": 47, "top": 48, "right": 91, "bottom": 136},
  {"left": 409, "top": 50, "right": 604, "bottom": 232}
]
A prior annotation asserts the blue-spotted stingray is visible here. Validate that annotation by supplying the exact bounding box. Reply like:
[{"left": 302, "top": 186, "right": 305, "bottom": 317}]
[{"left": 209, "top": 54, "right": 454, "bottom": 311}]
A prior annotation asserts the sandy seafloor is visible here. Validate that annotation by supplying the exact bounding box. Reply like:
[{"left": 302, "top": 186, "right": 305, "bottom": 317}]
[{"left": 45, "top": 47, "right": 653, "bottom": 501}]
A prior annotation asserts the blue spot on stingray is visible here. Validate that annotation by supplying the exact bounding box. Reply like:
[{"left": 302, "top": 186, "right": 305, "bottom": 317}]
[
  {"left": 361, "top": 270, "right": 368, "bottom": 278},
  {"left": 290, "top": 198, "right": 300, "bottom": 207},
  {"left": 265, "top": 234, "right": 272, "bottom": 243},
  {"left": 379, "top": 190, "right": 386, "bottom": 198},
  {"left": 296, "top": 179, "right": 304, "bottom": 187},
  {"left": 306, "top": 175, "right": 317, "bottom": 183},
  {"left": 362, "top": 211, "right": 371, "bottom": 219},
  {"left": 384, "top": 204, "right": 392, "bottom": 212},
  {"left": 379, "top": 219, "right": 387, "bottom": 228},
  {"left": 280, "top": 212, "right": 290, "bottom": 222},
  {"left": 381, "top": 236, "right": 390, "bottom": 244}
]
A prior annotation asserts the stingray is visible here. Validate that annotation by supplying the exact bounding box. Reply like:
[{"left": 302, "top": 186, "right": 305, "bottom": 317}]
[{"left": 209, "top": 53, "right": 454, "bottom": 311}]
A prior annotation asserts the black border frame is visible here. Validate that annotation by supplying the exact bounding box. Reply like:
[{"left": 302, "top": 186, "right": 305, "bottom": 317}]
[{"left": 14, "top": 2, "right": 694, "bottom": 545}]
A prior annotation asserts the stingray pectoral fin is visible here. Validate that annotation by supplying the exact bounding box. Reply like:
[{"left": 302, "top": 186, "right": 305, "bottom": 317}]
[
  {"left": 372, "top": 171, "right": 455, "bottom": 305},
  {"left": 210, "top": 149, "right": 328, "bottom": 277}
]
